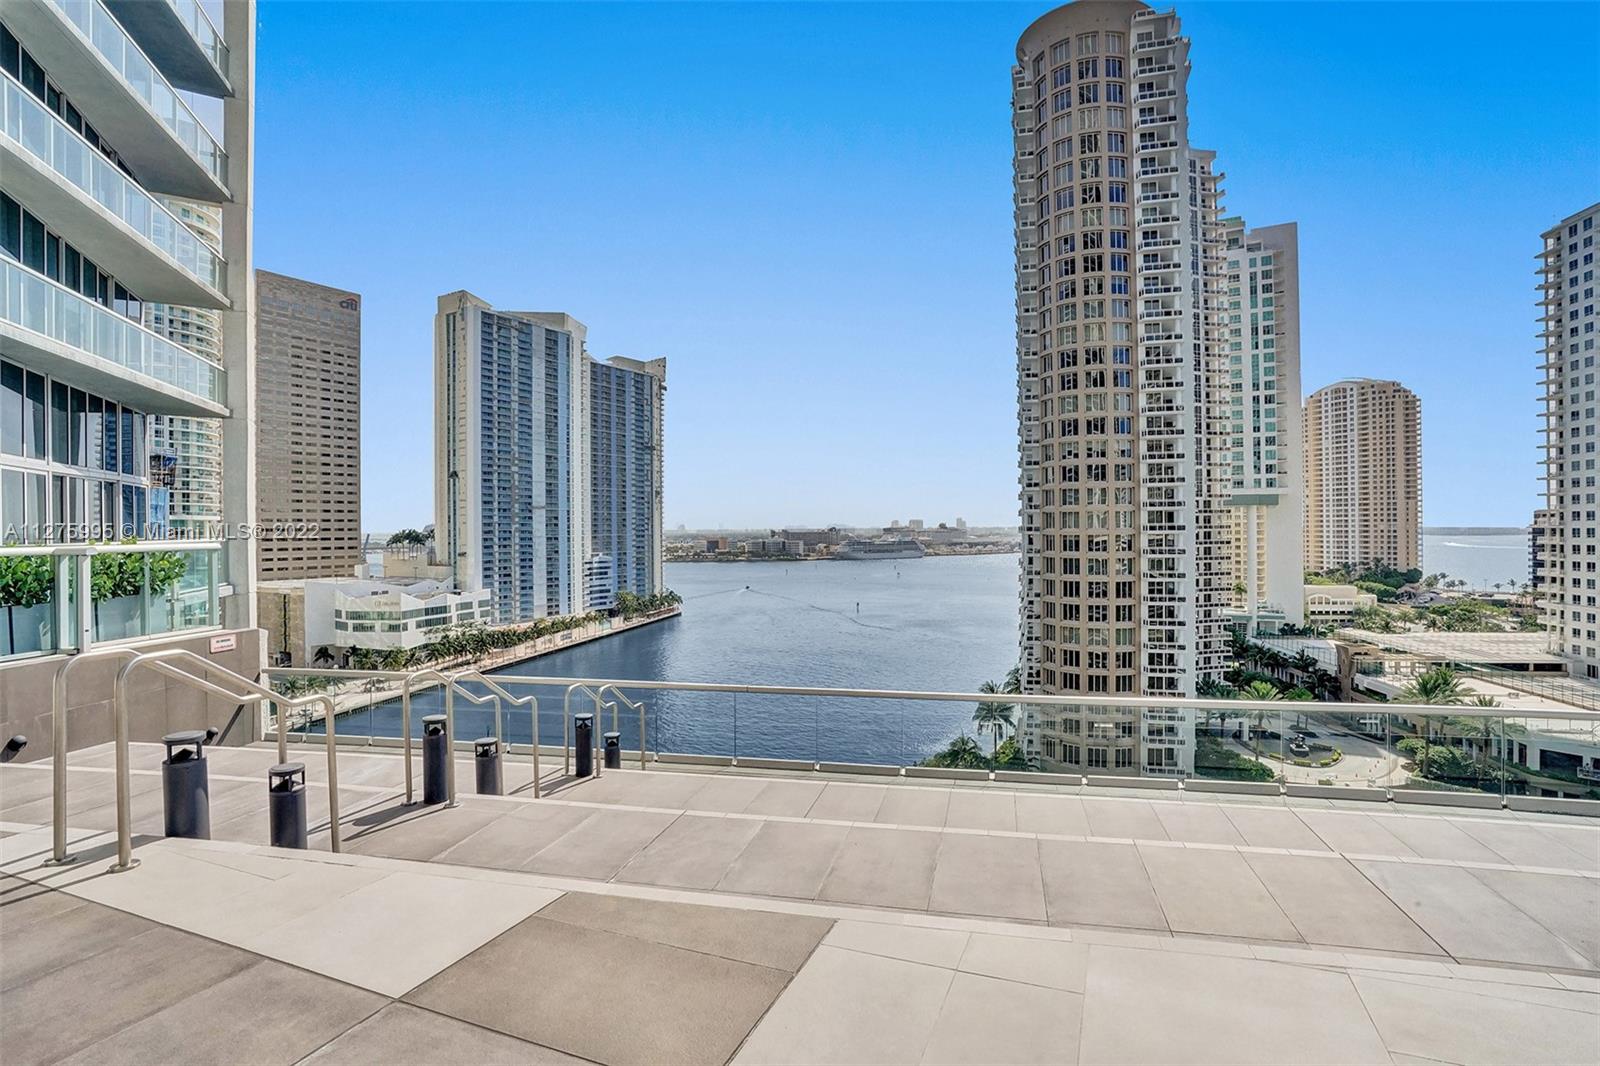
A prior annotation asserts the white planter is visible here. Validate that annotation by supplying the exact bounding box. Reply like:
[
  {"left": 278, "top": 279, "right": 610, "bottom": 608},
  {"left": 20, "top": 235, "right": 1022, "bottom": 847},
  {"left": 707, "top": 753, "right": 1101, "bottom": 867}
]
[
  {"left": 94, "top": 594, "right": 143, "bottom": 643},
  {"left": 2, "top": 602, "right": 54, "bottom": 656}
]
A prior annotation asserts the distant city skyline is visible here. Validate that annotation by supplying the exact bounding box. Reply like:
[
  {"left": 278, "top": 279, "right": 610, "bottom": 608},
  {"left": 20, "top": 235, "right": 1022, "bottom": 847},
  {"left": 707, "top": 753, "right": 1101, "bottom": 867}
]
[{"left": 251, "top": 2, "right": 1600, "bottom": 532}]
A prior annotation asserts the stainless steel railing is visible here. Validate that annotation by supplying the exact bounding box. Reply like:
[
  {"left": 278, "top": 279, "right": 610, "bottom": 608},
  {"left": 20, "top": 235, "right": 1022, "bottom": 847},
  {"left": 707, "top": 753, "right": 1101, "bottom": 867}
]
[
  {"left": 598, "top": 684, "right": 648, "bottom": 771},
  {"left": 452, "top": 671, "right": 543, "bottom": 798}
]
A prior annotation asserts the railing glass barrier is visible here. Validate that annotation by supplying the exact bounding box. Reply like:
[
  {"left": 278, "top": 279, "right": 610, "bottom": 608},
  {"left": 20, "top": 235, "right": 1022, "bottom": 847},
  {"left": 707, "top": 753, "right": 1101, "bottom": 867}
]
[
  {"left": 0, "top": 259, "right": 227, "bottom": 406},
  {"left": 261, "top": 669, "right": 1600, "bottom": 802},
  {"left": 1, "top": 73, "right": 226, "bottom": 294},
  {"left": 0, "top": 541, "right": 221, "bottom": 659}
]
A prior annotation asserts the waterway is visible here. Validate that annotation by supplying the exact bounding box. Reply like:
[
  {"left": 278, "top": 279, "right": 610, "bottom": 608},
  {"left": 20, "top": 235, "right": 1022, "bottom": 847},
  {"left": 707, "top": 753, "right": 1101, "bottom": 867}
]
[
  {"left": 1421, "top": 532, "right": 1529, "bottom": 591},
  {"left": 322, "top": 554, "right": 1022, "bottom": 764}
]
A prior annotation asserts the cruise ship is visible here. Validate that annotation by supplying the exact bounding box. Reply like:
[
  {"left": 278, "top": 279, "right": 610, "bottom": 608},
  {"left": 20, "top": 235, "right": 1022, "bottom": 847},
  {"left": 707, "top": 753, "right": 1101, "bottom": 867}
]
[{"left": 835, "top": 537, "right": 926, "bottom": 560}]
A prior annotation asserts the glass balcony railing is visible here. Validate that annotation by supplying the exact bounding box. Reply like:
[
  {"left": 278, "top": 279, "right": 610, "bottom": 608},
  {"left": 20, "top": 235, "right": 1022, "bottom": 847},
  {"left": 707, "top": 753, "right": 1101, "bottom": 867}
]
[
  {"left": 257, "top": 670, "right": 1600, "bottom": 804},
  {"left": 0, "top": 541, "right": 221, "bottom": 660},
  {"left": 164, "top": 0, "right": 228, "bottom": 78},
  {"left": 45, "top": 0, "right": 227, "bottom": 187},
  {"left": 0, "top": 258, "right": 226, "bottom": 406},
  {"left": 1, "top": 73, "right": 226, "bottom": 295}
]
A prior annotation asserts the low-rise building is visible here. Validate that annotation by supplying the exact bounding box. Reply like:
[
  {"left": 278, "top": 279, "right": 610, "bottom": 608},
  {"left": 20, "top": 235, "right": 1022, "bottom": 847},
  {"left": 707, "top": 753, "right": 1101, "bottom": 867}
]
[
  {"left": 1304, "top": 584, "right": 1378, "bottom": 627},
  {"left": 746, "top": 538, "right": 804, "bottom": 557},
  {"left": 258, "top": 577, "right": 492, "bottom": 667}
]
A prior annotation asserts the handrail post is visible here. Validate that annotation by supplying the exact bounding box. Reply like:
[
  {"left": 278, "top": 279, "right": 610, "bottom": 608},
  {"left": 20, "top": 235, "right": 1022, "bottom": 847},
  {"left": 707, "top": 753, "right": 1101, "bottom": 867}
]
[
  {"left": 109, "top": 654, "right": 148, "bottom": 872},
  {"left": 317, "top": 695, "right": 341, "bottom": 851},
  {"left": 529, "top": 695, "right": 541, "bottom": 797},
  {"left": 444, "top": 677, "right": 457, "bottom": 806},
  {"left": 401, "top": 675, "right": 414, "bottom": 804}
]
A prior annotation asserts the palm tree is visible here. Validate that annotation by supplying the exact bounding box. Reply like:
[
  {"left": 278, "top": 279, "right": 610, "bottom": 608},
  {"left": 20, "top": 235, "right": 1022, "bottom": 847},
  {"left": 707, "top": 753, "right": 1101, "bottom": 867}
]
[
  {"left": 1398, "top": 666, "right": 1469, "bottom": 779},
  {"left": 1239, "top": 680, "right": 1281, "bottom": 761},
  {"left": 1227, "top": 630, "right": 1253, "bottom": 662},
  {"left": 1289, "top": 651, "right": 1318, "bottom": 677},
  {"left": 972, "top": 681, "right": 1016, "bottom": 756}
]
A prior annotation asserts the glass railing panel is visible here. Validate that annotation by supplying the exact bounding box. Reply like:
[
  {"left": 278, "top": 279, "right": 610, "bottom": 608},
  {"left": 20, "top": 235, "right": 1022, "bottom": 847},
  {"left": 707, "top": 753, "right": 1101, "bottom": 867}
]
[
  {"left": 168, "top": 0, "right": 228, "bottom": 74},
  {"left": 2, "top": 74, "right": 226, "bottom": 293},
  {"left": 45, "top": 0, "right": 227, "bottom": 185},
  {"left": 0, "top": 260, "right": 226, "bottom": 406}
]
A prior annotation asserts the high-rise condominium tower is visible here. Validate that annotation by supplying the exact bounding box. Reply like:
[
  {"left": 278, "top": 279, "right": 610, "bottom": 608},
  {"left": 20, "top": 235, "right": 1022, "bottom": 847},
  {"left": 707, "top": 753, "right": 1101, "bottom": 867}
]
[
  {"left": 1015, "top": 0, "right": 1228, "bottom": 776},
  {"left": 1538, "top": 202, "right": 1599, "bottom": 679},
  {"left": 1221, "top": 219, "right": 1303, "bottom": 634},
  {"left": 255, "top": 270, "right": 361, "bottom": 580},
  {"left": 1303, "top": 379, "right": 1421, "bottom": 573},
  {"left": 1, "top": 0, "right": 255, "bottom": 612},
  {"left": 435, "top": 292, "right": 589, "bottom": 624},
  {"left": 587, "top": 356, "right": 666, "bottom": 611}
]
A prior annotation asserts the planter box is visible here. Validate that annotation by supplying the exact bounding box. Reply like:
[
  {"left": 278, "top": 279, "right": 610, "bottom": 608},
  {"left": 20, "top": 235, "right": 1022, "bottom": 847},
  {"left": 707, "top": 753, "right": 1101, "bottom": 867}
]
[
  {"left": 93, "top": 594, "right": 143, "bottom": 643},
  {"left": 2, "top": 602, "right": 54, "bottom": 656}
]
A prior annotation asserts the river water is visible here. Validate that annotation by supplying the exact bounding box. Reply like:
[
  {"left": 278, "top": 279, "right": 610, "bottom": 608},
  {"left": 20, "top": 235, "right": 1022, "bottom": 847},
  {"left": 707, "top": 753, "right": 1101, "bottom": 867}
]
[
  {"left": 328, "top": 554, "right": 1022, "bottom": 764},
  {"left": 1421, "top": 533, "right": 1529, "bottom": 591}
]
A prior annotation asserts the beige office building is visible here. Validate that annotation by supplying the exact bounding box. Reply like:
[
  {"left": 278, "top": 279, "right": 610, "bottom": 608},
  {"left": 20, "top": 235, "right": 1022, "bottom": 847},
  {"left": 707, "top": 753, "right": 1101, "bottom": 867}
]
[
  {"left": 1303, "top": 379, "right": 1421, "bottom": 572},
  {"left": 1221, "top": 218, "right": 1303, "bottom": 633},
  {"left": 1014, "top": 0, "right": 1230, "bottom": 776},
  {"left": 1538, "top": 202, "right": 1600, "bottom": 679},
  {"left": 255, "top": 269, "right": 361, "bottom": 580}
]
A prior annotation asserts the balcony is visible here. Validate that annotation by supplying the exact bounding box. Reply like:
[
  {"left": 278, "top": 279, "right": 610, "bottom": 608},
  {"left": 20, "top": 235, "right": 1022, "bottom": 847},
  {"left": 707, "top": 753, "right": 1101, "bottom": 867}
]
[
  {"left": 102, "top": 0, "right": 230, "bottom": 96},
  {"left": 0, "top": 258, "right": 228, "bottom": 415},
  {"left": 7, "top": 0, "right": 228, "bottom": 199},
  {"left": 0, "top": 73, "right": 226, "bottom": 306}
]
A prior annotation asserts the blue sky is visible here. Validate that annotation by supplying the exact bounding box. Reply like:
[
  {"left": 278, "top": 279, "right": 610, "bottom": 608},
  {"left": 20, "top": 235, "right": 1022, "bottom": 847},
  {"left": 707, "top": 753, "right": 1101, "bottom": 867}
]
[{"left": 252, "top": 2, "right": 1599, "bottom": 532}]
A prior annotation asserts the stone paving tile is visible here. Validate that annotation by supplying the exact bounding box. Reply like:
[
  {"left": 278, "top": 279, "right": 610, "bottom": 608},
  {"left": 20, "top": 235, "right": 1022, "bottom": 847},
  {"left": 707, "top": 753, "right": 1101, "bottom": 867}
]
[
  {"left": 1221, "top": 806, "right": 1331, "bottom": 851},
  {"left": 0, "top": 881, "right": 158, "bottom": 990},
  {"left": 1454, "top": 818, "right": 1594, "bottom": 870},
  {"left": 1293, "top": 810, "right": 1419, "bottom": 858},
  {"left": 1153, "top": 802, "right": 1247, "bottom": 846},
  {"left": 57, "top": 958, "right": 384, "bottom": 1066},
  {"left": 520, "top": 808, "right": 677, "bottom": 880},
  {"left": 1139, "top": 844, "right": 1301, "bottom": 942},
  {"left": 1379, "top": 816, "right": 1513, "bottom": 864},
  {"left": 615, "top": 812, "right": 763, "bottom": 889},
  {"left": 1352, "top": 972, "right": 1600, "bottom": 1066},
  {"left": 1038, "top": 839, "right": 1168, "bottom": 931},
  {"left": 817, "top": 825, "right": 941, "bottom": 910},
  {"left": 235, "top": 870, "right": 558, "bottom": 997},
  {"left": 716, "top": 820, "right": 849, "bottom": 899},
  {"left": 920, "top": 971, "right": 1082, "bottom": 1066},
  {"left": 683, "top": 775, "right": 771, "bottom": 814},
  {"left": 1, "top": 920, "right": 256, "bottom": 1065},
  {"left": 1534, "top": 824, "right": 1600, "bottom": 873},
  {"left": 1014, "top": 794, "right": 1091, "bottom": 837},
  {"left": 957, "top": 932, "right": 1089, "bottom": 993},
  {"left": 408, "top": 914, "right": 791, "bottom": 1066},
  {"left": 874, "top": 787, "right": 952, "bottom": 828},
  {"left": 1078, "top": 945, "right": 1391, "bottom": 1065},
  {"left": 1241, "top": 851, "right": 1444, "bottom": 956},
  {"left": 1354, "top": 859, "right": 1595, "bottom": 971},
  {"left": 733, "top": 945, "right": 955, "bottom": 1065},
  {"left": 822, "top": 920, "right": 969, "bottom": 968},
  {"left": 806, "top": 782, "right": 888, "bottom": 822},
  {"left": 943, "top": 790, "right": 1017, "bottom": 832},
  {"left": 742, "top": 779, "right": 826, "bottom": 817},
  {"left": 929, "top": 833, "right": 1046, "bottom": 921},
  {"left": 1466, "top": 866, "right": 1600, "bottom": 968},
  {"left": 301, "top": 1003, "right": 588, "bottom": 1065},
  {"left": 433, "top": 803, "right": 595, "bottom": 870},
  {"left": 342, "top": 802, "right": 507, "bottom": 862},
  {"left": 539, "top": 891, "right": 830, "bottom": 971},
  {"left": 1081, "top": 799, "right": 1168, "bottom": 841}
]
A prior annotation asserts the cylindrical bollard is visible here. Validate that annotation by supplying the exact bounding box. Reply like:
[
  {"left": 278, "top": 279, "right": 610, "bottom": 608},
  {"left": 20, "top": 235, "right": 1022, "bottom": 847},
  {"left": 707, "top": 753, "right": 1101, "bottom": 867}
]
[
  {"left": 574, "top": 712, "right": 594, "bottom": 778},
  {"left": 422, "top": 714, "right": 449, "bottom": 805},
  {"left": 268, "top": 763, "right": 308, "bottom": 849},
  {"left": 161, "top": 730, "right": 211, "bottom": 839},
  {"left": 474, "top": 737, "right": 503, "bottom": 796},
  {"left": 603, "top": 731, "right": 621, "bottom": 769}
]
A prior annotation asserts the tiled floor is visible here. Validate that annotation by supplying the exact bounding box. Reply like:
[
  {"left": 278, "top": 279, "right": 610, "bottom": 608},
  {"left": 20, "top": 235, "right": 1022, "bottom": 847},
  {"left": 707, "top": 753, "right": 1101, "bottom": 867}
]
[
  {"left": 4, "top": 743, "right": 1600, "bottom": 1063},
  {"left": 2, "top": 825, "right": 1597, "bottom": 1066}
]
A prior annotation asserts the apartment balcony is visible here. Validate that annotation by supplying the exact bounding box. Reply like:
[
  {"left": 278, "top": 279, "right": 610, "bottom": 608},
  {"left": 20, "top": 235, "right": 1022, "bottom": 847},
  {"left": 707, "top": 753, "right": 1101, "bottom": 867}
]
[
  {"left": 6, "top": 0, "right": 228, "bottom": 200},
  {"left": 101, "top": 0, "right": 230, "bottom": 96},
  {"left": 1, "top": 74, "right": 227, "bottom": 306},
  {"left": 1136, "top": 88, "right": 1178, "bottom": 102},
  {"left": 1135, "top": 34, "right": 1177, "bottom": 50},
  {"left": 1136, "top": 113, "right": 1177, "bottom": 128},
  {"left": 0, "top": 258, "right": 228, "bottom": 416}
]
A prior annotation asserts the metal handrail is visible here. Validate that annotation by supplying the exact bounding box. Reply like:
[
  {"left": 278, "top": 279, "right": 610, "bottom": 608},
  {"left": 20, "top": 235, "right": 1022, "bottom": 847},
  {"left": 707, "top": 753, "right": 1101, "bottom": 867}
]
[
  {"left": 452, "top": 686, "right": 503, "bottom": 740},
  {"left": 562, "top": 683, "right": 606, "bottom": 779},
  {"left": 48, "top": 646, "right": 141, "bottom": 864},
  {"left": 452, "top": 671, "right": 543, "bottom": 798},
  {"left": 598, "top": 684, "right": 648, "bottom": 770},
  {"left": 399, "top": 670, "right": 454, "bottom": 806},
  {"left": 260, "top": 667, "right": 1600, "bottom": 722},
  {"left": 106, "top": 648, "right": 340, "bottom": 872}
]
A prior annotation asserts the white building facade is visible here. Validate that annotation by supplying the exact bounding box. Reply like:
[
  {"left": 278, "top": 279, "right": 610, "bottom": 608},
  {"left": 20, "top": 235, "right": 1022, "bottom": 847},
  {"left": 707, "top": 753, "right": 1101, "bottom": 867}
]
[
  {"left": 1014, "top": 0, "right": 1229, "bottom": 776},
  {"left": 587, "top": 355, "right": 665, "bottom": 610},
  {"left": 1540, "top": 202, "right": 1600, "bottom": 679},
  {"left": 1221, "top": 218, "right": 1303, "bottom": 634}
]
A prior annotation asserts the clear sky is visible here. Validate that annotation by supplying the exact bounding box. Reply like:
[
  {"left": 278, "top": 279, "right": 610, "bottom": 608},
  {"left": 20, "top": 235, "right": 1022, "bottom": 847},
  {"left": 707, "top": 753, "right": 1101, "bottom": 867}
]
[{"left": 252, "top": 1, "right": 1600, "bottom": 533}]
